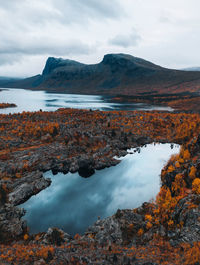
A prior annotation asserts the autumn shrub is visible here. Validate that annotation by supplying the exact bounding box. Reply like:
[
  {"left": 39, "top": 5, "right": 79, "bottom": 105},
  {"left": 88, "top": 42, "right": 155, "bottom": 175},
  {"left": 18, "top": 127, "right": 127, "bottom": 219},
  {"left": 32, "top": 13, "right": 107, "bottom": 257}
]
[
  {"left": 183, "top": 149, "right": 191, "bottom": 160},
  {"left": 184, "top": 242, "right": 200, "bottom": 265},
  {"left": 189, "top": 166, "right": 197, "bottom": 180},
  {"left": 171, "top": 174, "right": 186, "bottom": 196},
  {"left": 192, "top": 178, "right": 200, "bottom": 194}
]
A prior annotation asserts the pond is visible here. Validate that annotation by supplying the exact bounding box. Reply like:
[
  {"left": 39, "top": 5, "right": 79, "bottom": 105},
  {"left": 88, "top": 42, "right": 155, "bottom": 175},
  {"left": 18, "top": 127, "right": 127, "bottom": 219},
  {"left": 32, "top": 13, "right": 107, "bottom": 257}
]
[
  {"left": 0, "top": 88, "right": 173, "bottom": 114},
  {"left": 20, "top": 143, "right": 180, "bottom": 236}
]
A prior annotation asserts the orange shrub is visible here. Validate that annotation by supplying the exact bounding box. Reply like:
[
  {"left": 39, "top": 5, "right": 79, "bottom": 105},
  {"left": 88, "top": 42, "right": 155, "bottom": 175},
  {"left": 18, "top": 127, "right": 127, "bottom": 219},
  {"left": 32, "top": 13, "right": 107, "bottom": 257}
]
[{"left": 192, "top": 178, "right": 200, "bottom": 194}]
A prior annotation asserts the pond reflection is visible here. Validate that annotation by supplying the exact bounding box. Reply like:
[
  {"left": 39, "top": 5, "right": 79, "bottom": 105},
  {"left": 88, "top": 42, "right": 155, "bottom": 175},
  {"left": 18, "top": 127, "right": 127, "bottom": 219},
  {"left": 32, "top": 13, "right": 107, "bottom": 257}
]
[{"left": 20, "top": 143, "right": 179, "bottom": 235}]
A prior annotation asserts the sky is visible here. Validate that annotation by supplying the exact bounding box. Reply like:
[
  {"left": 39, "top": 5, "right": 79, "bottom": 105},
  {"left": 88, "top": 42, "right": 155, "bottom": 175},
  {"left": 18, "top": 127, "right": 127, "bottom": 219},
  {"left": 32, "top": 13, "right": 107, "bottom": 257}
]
[{"left": 0, "top": 0, "right": 200, "bottom": 77}]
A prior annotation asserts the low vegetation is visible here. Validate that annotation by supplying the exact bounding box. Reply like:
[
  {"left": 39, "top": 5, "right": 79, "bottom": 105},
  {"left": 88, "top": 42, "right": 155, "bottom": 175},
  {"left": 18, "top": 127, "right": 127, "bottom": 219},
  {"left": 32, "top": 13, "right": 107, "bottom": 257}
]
[
  {"left": 1, "top": 108, "right": 200, "bottom": 264},
  {"left": 0, "top": 103, "right": 17, "bottom": 109}
]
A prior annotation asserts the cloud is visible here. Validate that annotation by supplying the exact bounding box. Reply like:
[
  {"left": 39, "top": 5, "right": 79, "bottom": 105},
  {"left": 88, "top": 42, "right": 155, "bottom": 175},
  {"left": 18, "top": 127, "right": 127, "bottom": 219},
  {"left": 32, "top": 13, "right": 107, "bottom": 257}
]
[
  {"left": 0, "top": 0, "right": 123, "bottom": 68},
  {"left": 0, "top": 54, "right": 22, "bottom": 66},
  {"left": 53, "top": 0, "right": 124, "bottom": 23},
  {"left": 109, "top": 29, "right": 141, "bottom": 48},
  {"left": 1, "top": 0, "right": 200, "bottom": 76},
  {"left": 0, "top": 39, "right": 93, "bottom": 57}
]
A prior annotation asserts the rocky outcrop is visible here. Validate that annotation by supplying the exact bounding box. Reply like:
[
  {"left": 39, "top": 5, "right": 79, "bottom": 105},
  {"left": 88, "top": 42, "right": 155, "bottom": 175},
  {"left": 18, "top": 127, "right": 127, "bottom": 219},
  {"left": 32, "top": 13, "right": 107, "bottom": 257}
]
[
  {"left": 0, "top": 172, "right": 51, "bottom": 241},
  {"left": 42, "top": 57, "right": 84, "bottom": 76},
  {"left": 81, "top": 194, "right": 200, "bottom": 247},
  {"left": 42, "top": 227, "right": 72, "bottom": 245},
  {"left": 168, "top": 194, "right": 200, "bottom": 244},
  {"left": 0, "top": 203, "right": 26, "bottom": 241},
  {"left": 8, "top": 171, "right": 51, "bottom": 206}
]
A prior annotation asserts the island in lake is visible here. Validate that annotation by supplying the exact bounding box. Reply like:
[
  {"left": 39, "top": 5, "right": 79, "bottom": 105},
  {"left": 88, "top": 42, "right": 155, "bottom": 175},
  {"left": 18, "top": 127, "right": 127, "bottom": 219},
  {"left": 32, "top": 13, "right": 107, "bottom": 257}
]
[{"left": 0, "top": 103, "right": 17, "bottom": 109}]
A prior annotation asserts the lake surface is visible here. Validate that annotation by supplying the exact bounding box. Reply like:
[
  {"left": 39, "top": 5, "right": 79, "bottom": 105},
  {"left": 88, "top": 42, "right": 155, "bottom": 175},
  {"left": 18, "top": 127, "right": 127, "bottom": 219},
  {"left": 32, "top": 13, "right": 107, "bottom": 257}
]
[
  {"left": 20, "top": 143, "right": 179, "bottom": 236},
  {"left": 0, "top": 88, "right": 173, "bottom": 114}
]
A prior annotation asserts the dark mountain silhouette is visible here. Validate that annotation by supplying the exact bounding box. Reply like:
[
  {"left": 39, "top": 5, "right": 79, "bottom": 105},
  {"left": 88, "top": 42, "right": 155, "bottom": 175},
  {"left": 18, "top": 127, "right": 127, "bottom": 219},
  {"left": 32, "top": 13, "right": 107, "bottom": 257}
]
[
  {"left": 181, "top": 67, "right": 200, "bottom": 71},
  {"left": 2, "top": 53, "right": 200, "bottom": 95},
  {"left": 0, "top": 77, "right": 22, "bottom": 87}
]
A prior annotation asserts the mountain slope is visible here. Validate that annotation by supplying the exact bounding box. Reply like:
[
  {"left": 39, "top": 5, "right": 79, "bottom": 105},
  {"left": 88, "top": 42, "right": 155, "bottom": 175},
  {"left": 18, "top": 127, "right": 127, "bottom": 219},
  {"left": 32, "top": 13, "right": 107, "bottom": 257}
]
[{"left": 2, "top": 53, "right": 200, "bottom": 95}]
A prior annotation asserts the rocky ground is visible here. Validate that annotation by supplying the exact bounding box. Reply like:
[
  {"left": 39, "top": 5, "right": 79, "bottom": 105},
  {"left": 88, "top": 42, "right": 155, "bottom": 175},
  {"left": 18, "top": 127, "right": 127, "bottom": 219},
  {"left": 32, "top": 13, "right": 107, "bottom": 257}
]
[{"left": 0, "top": 109, "right": 200, "bottom": 264}]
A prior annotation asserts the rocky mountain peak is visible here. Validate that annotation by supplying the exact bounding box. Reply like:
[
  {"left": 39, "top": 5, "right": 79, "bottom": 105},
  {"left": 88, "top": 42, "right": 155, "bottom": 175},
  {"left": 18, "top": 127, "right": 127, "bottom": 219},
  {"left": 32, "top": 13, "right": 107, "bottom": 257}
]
[{"left": 42, "top": 57, "right": 83, "bottom": 75}]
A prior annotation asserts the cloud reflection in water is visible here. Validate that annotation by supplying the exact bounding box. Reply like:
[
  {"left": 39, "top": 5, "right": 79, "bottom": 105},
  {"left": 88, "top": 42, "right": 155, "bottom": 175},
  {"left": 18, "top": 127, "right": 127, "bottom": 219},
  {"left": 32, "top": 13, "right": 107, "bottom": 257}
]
[{"left": 20, "top": 143, "right": 180, "bottom": 235}]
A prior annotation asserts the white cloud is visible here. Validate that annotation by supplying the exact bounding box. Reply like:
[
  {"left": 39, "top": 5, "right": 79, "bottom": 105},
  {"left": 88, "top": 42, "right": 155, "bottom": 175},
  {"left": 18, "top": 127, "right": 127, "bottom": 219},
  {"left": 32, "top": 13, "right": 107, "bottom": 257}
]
[
  {"left": 0, "top": 0, "right": 200, "bottom": 76},
  {"left": 109, "top": 29, "right": 141, "bottom": 48}
]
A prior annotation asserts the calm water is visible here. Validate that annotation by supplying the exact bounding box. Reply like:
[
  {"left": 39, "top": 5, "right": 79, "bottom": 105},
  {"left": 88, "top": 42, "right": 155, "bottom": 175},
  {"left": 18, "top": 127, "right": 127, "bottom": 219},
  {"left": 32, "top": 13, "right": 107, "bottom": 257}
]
[
  {"left": 20, "top": 144, "right": 179, "bottom": 236},
  {"left": 0, "top": 88, "right": 173, "bottom": 114}
]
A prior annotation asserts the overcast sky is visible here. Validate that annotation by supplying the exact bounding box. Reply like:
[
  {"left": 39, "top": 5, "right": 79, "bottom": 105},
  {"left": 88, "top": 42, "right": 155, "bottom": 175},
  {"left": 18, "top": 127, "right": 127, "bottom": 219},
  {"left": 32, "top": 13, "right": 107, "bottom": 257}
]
[{"left": 0, "top": 0, "right": 200, "bottom": 77}]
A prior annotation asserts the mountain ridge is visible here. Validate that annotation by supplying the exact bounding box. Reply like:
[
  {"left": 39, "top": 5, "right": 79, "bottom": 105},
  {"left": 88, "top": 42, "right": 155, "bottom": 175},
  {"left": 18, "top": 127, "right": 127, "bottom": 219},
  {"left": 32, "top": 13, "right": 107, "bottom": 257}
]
[{"left": 2, "top": 53, "right": 200, "bottom": 96}]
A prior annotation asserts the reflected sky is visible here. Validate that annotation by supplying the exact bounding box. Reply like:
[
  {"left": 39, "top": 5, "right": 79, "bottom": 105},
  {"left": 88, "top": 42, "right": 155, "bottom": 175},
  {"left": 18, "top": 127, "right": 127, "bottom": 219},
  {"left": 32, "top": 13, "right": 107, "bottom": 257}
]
[
  {"left": 0, "top": 88, "right": 173, "bottom": 114},
  {"left": 20, "top": 144, "right": 180, "bottom": 236}
]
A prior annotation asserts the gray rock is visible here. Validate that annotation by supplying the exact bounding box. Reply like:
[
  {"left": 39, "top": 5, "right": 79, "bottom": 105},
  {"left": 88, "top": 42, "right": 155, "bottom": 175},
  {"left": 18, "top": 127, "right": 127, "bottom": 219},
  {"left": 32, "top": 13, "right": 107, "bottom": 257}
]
[
  {"left": 43, "top": 227, "right": 72, "bottom": 245},
  {"left": 9, "top": 174, "right": 51, "bottom": 206}
]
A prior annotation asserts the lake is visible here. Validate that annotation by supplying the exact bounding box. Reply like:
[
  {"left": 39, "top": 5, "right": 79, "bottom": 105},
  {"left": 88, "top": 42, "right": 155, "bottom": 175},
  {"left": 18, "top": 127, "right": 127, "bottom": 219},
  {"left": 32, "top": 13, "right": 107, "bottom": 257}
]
[
  {"left": 20, "top": 143, "right": 179, "bottom": 236},
  {"left": 0, "top": 88, "right": 173, "bottom": 114}
]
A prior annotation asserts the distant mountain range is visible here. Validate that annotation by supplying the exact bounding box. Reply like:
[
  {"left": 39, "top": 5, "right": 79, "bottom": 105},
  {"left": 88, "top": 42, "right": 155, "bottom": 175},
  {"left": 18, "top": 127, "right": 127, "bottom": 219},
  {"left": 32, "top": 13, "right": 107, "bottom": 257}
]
[
  {"left": 181, "top": 67, "right": 200, "bottom": 71},
  {"left": 2, "top": 53, "right": 200, "bottom": 96},
  {"left": 0, "top": 77, "right": 21, "bottom": 87}
]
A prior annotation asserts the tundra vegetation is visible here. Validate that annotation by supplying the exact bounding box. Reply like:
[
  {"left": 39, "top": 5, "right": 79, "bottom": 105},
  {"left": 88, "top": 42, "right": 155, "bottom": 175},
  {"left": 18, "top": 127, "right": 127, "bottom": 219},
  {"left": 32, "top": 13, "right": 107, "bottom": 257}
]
[
  {"left": 0, "top": 103, "right": 17, "bottom": 109},
  {"left": 0, "top": 108, "right": 200, "bottom": 264}
]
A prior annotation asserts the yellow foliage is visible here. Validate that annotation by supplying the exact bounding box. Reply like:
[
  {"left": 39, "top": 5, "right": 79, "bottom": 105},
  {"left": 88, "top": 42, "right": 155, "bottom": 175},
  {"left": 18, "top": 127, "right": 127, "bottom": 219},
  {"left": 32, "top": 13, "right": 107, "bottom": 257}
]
[
  {"left": 178, "top": 158, "right": 184, "bottom": 164},
  {"left": 167, "top": 220, "right": 174, "bottom": 227},
  {"left": 175, "top": 161, "right": 181, "bottom": 168},
  {"left": 183, "top": 149, "right": 190, "bottom": 160},
  {"left": 189, "top": 166, "right": 197, "bottom": 180},
  {"left": 145, "top": 214, "right": 153, "bottom": 222},
  {"left": 24, "top": 234, "right": 29, "bottom": 240},
  {"left": 171, "top": 174, "right": 186, "bottom": 196},
  {"left": 184, "top": 242, "right": 200, "bottom": 265},
  {"left": 146, "top": 222, "right": 153, "bottom": 229},
  {"left": 137, "top": 228, "right": 144, "bottom": 236},
  {"left": 168, "top": 165, "right": 175, "bottom": 173},
  {"left": 192, "top": 178, "right": 200, "bottom": 194}
]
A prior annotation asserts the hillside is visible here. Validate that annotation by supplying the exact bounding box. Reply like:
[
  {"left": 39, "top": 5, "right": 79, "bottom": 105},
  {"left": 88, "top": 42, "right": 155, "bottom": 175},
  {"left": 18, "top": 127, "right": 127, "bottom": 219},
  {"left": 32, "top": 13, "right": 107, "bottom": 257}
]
[{"left": 2, "top": 53, "right": 200, "bottom": 96}]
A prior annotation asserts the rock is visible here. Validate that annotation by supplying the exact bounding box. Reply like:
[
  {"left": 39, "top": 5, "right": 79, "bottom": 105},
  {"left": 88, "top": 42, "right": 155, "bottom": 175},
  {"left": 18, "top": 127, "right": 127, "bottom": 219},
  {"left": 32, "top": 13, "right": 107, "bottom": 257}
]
[
  {"left": 169, "top": 194, "right": 200, "bottom": 244},
  {"left": 68, "top": 158, "right": 78, "bottom": 173},
  {"left": 0, "top": 204, "right": 26, "bottom": 242},
  {"left": 86, "top": 215, "right": 123, "bottom": 245},
  {"left": 33, "top": 259, "right": 46, "bottom": 265},
  {"left": 43, "top": 227, "right": 72, "bottom": 246},
  {"left": 77, "top": 155, "right": 95, "bottom": 178},
  {"left": 9, "top": 173, "right": 51, "bottom": 206}
]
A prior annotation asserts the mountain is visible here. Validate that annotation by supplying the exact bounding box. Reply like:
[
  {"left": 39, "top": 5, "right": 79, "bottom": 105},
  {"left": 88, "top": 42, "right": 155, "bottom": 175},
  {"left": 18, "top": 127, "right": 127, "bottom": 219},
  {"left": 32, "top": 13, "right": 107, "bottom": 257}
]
[
  {"left": 0, "top": 76, "right": 22, "bottom": 87},
  {"left": 182, "top": 67, "right": 200, "bottom": 71},
  {"left": 2, "top": 53, "right": 200, "bottom": 96}
]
